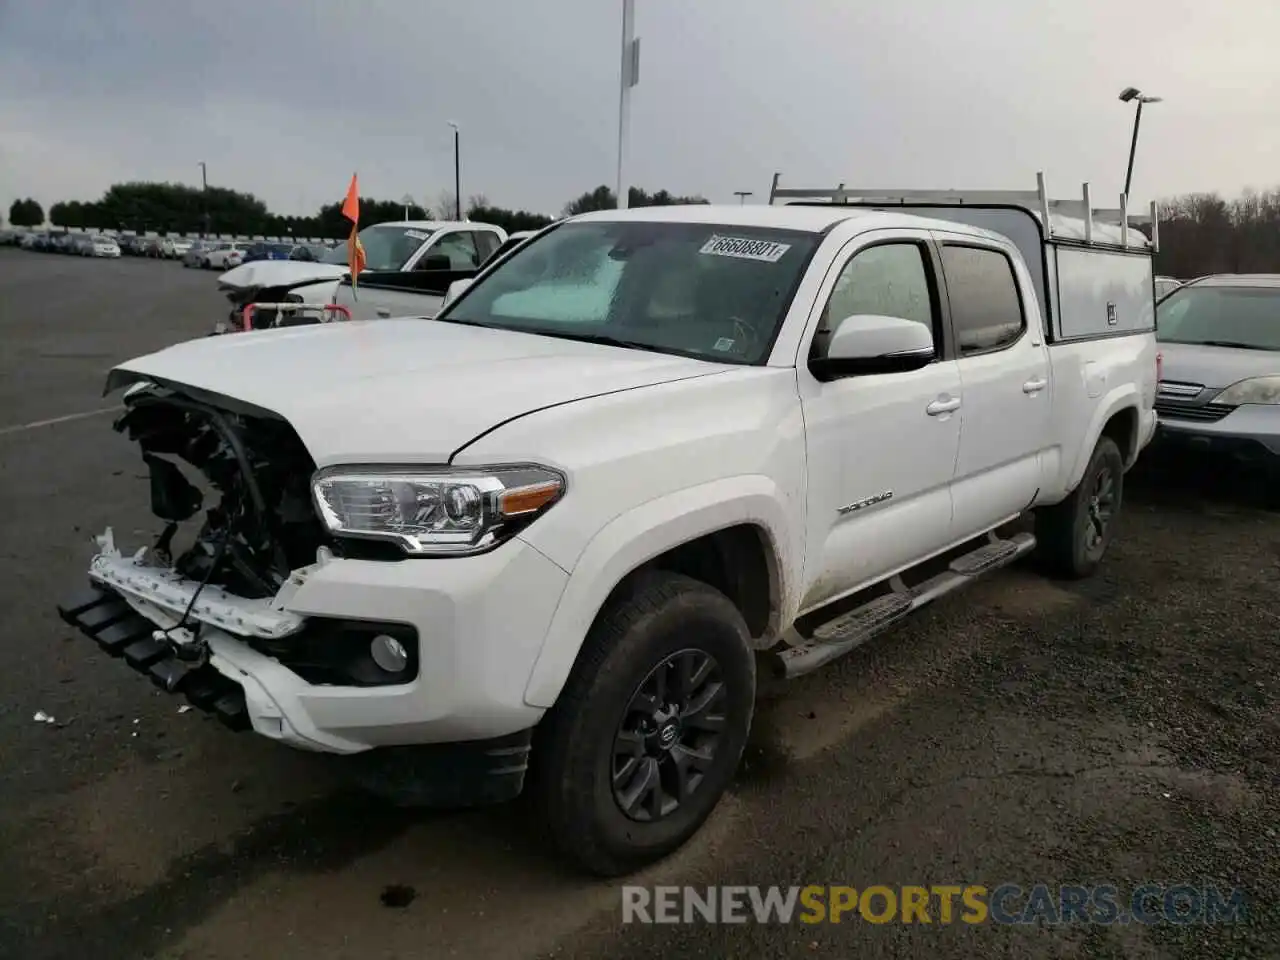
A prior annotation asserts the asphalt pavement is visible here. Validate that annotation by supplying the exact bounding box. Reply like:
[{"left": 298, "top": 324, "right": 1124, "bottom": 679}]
[{"left": 0, "top": 247, "right": 1277, "bottom": 960}]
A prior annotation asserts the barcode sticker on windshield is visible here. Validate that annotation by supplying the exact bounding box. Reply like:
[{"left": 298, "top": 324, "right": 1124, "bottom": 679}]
[
  {"left": 699, "top": 234, "right": 791, "bottom": 262},
  {"left": 404, "top": 230, "right": 432, "bottom": 241}
]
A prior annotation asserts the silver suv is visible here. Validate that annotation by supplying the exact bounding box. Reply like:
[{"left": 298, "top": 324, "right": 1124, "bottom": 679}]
[{"left": 1154, "top": 274, "right": 1280, "bottom": 467}]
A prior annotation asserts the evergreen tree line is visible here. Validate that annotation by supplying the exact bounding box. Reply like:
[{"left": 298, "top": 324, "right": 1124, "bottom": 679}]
[
  {"left": 6, "top": 182, "right": 709, "bottom": 238},
  {"left": 16, "top": 180, "right": 1276, "bottom": 279}
]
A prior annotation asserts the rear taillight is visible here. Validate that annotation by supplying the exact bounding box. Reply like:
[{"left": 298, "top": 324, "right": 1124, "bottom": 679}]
[{"left": 1156, "top": 351, "right": 1163, "bottom": 381}]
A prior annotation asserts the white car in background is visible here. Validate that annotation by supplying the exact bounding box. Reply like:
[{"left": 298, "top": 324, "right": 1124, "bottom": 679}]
[
  {"left": 89, "top": 235, "right": 122, "bottom": 258},
  {"left": 161, "top": 237, "right": 194, "bottom": 259},
  {"left": 202, "top": 242, "right": 249, "bottom": 270}
]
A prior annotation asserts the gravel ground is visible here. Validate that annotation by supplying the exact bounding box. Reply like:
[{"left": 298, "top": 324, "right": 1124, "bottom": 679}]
[{"left": 0, "top": 248, "right": 1276, "bottom": 959}]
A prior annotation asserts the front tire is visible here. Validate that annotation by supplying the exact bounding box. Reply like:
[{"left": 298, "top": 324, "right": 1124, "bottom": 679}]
[
  {"left": 1034, "top": 435, "right": 1124, "bottom": 579},
  {"left": 533, "top": 572, "right": 756, "bottom": 877}
]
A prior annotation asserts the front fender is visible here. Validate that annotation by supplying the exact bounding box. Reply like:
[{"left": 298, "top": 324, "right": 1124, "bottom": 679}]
[{"left": 520, "top": 475, "right": 797, "bottom": 708}]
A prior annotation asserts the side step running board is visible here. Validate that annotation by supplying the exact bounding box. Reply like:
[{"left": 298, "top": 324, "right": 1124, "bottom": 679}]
[{"left": 774, "top": 531, "right": 1036, "bottom": 679}]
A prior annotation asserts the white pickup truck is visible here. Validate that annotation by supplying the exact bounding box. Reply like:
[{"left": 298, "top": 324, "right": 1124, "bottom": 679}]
[
  {"left": 330, "top": 230, "right": 538, "bottom": 322},
  {"left": 60, "top": 174, "right": 1158, "bottom": 877},
  {"left": 214, "top": 220, "right": 507, "bottom": 330}
]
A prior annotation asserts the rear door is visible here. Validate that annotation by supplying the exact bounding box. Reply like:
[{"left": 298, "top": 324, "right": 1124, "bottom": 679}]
[{"left": 936, "top": 234, "right": 1051, "bottom": 537}]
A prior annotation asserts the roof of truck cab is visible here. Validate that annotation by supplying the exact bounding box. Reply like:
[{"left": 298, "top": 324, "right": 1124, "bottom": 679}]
[
  {"left": 568, "top": 203, "right": 1011, "bottom": 241},
  {"left": 370, "top": 220, "right": 503, "bottom": 230}
]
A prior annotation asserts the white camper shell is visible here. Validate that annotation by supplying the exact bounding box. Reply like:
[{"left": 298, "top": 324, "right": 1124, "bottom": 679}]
[{"left": 769, "top": 172, "right": 1159, "bottom": 344}]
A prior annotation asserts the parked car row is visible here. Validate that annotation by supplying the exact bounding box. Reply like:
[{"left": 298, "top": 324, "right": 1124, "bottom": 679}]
[
  {"left": 1, "top": 229, "right": 340, "bottom": 265},
  {"left": 13, "top": 230, "right": 120, "bottom": 256}
]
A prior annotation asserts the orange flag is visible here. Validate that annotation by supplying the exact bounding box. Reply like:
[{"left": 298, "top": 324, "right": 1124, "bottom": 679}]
[{"left": 342, "top": 173, "right": 366, "bottom": 297}]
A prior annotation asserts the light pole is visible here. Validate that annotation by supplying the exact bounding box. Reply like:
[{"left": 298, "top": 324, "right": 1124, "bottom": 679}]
[
  {"left": 616, "top": 0, "right": 638, "bottom": 209},
  {"left": 447, "top": 121, "right": 461, "bottom": 220},
  {"left": 734, "top": 191, "right": 753, "bottom": 205},
  {"left": 1119, "top": 87, "right": 1162, "bottom": 199},
  {"left": 197, "top": 161, "right": 209, "bottom": 237},
  {"left": 401, "top": 193, "right": 415, "bottom": 220}
]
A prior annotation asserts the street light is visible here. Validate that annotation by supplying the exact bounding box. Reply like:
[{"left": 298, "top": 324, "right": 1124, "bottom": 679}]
[
  {"left": 197, "top": 161, "right": 209, "bottom": 237},
  {"left": 1119, "top": 87, "right": 1162, "bottom": 199},
  {"left": 447, "top": 121, "right": 461, "bottom": 221},
  {"left": 734, "top": 191, "right": 753, "bottom": 205},
  {"left": 616, "top": 0, "right": 639, "bottom": 209},
  {"left": 401, "top": 194, "right": 415, "bottom": 220}
]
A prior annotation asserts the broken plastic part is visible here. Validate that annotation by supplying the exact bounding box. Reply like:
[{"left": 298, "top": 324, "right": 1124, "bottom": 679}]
[
  {"left": 113, "top": 388, "right": 326, "bottom": 598},
  {"left": 89, "top": 536, "right": 306, "bottom": 640},
  {"left": 144, "top": 452, "right": 203, "bottom": 522}
]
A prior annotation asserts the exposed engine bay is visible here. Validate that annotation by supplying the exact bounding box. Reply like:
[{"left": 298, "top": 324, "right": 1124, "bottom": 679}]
[
  {"left": 115, "top": 384, "right": 327, "bottom": 598},
  {"left": 218, "top": 284, "right": 323, "bottom": 333}
]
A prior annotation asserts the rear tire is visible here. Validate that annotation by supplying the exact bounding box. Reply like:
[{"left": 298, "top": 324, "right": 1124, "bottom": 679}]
[
  {"left": 532, "top": 572, "right": 755, "bottom": 877},
  {"left": 1034, "top": 436, "right": 1124, "bottom": 579}
]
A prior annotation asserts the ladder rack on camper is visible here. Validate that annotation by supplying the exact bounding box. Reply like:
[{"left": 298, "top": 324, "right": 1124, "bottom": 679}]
[{"left": 767, "top": 171, "right": 1159, "bottom": 252}]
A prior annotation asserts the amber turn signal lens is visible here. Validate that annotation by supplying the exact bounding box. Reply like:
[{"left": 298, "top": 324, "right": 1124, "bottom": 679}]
[{"left": 499, "top": 480, "right": 563, "bottom": 517}]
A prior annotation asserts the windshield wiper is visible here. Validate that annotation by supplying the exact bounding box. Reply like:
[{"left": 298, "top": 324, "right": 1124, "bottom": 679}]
[{"left": 522, "top": 330, "right": 652, "bottom": 352}]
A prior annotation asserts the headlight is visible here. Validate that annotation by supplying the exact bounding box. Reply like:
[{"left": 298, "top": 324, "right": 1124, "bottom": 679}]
[
  {"left": 312, "top": 464, "right": 565, "bottom": 556},
  {"left": 1212, "top": 376, "right": 1280, "bottom": 406}
]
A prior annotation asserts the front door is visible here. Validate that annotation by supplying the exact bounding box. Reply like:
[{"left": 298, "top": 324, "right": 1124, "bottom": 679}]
[
  {"left": 798, "top": 231, "right": 962, "bottom": 612},
  {"left": 936, "top": 237, "right": 1051, "bottom": 537}
]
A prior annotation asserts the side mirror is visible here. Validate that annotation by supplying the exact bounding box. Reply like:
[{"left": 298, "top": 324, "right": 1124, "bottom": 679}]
[
  {"left": 418, "top": 253, "right": 451, "bottom": 272},
  {"left": 812, "top": 314, "right": 935, "bottom": 380},
  {"left": 442, "top": 278, "right": 473, "bottom": 308}
]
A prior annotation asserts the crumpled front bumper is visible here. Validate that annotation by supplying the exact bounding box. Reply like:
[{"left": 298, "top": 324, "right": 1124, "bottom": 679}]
[
  {"left": 58, "top": 585, "right": 253, "bottom": 730},
  {"left": 59, "top": 528, "right": 567, "bottom": 757}
]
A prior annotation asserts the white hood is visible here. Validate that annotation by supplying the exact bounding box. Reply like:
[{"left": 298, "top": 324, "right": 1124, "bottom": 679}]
[
  {"left": 109, "top": 320, "right": 731, "bottom": 465},
  {"left": 217, "top": 259, "right": 350, "bottom": 292}
]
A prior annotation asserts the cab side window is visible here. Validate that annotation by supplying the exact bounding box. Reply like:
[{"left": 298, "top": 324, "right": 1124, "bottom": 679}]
[
  {"left": 474, "top": 231, "right": 501, "bottom": 261},
  {"left": 940, "top": 245, "right": 1025, "bottom": 354},
  {"left": 812, "top": 242, "right": 936, "bottom": 359},
  {"left": 431, "top": 232, "right": 482, "bottom": 270}
]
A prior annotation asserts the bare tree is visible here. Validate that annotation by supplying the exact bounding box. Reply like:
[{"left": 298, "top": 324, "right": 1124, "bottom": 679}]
[{"left": 431, "top": 190, "right": 458, "bottom": 221}]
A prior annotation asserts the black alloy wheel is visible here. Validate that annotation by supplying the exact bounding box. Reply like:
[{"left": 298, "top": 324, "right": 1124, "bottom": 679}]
[{"left": 611, "top": 648, "right": 726, "bottom": 822}]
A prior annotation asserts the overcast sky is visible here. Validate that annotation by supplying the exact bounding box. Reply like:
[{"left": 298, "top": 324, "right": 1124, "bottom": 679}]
[{"left": 2, "top": 0, "right": 1278, "bottom": 218}]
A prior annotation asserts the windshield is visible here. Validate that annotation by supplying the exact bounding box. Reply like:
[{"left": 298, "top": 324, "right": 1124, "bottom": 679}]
[
  {"left": 439, "top": 220, "right": 818, "bottom": 364},
  {"left": 320, "top": 224, "right": 434, "bottom": 270},
  {"left": 1156, "top": 286, "right": 1280, "bottom": 350}
]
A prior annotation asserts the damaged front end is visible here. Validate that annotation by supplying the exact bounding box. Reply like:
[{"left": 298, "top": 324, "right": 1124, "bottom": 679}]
[
  {"left": 112, "top": 382, "right": 325, "bottom": 599},
  {"left": 58, "top": 381, "right": 419, "bottom": 741}
]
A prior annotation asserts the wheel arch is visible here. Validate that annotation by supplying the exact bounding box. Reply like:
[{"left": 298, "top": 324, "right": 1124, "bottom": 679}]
[
  {"left": 1065, "top": 387, "right": 1143, "bottom": 492},
  {"left": 521, "top": 478, "right": 796, "bottom": 709}
]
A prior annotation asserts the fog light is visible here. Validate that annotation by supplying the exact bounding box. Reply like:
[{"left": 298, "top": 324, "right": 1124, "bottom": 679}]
[{"left": 370, "top": 634, "right": 409, "bottom": 673}]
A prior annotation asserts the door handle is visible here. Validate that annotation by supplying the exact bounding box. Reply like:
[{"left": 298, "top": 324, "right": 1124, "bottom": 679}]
[
  {"left": 377, "top": 308, "right": 391, "bottom": 318},
  {"left": 1022, "top": 377, "right": 1048, "bottom": 394},
  {"left": 926, "top": 396, "right": 961, "bottom": 416}
]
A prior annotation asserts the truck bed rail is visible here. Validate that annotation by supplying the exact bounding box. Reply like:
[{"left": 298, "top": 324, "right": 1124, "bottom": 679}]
[{"left": 768, "top": 171, "right": 1159, "bottom": 252}]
